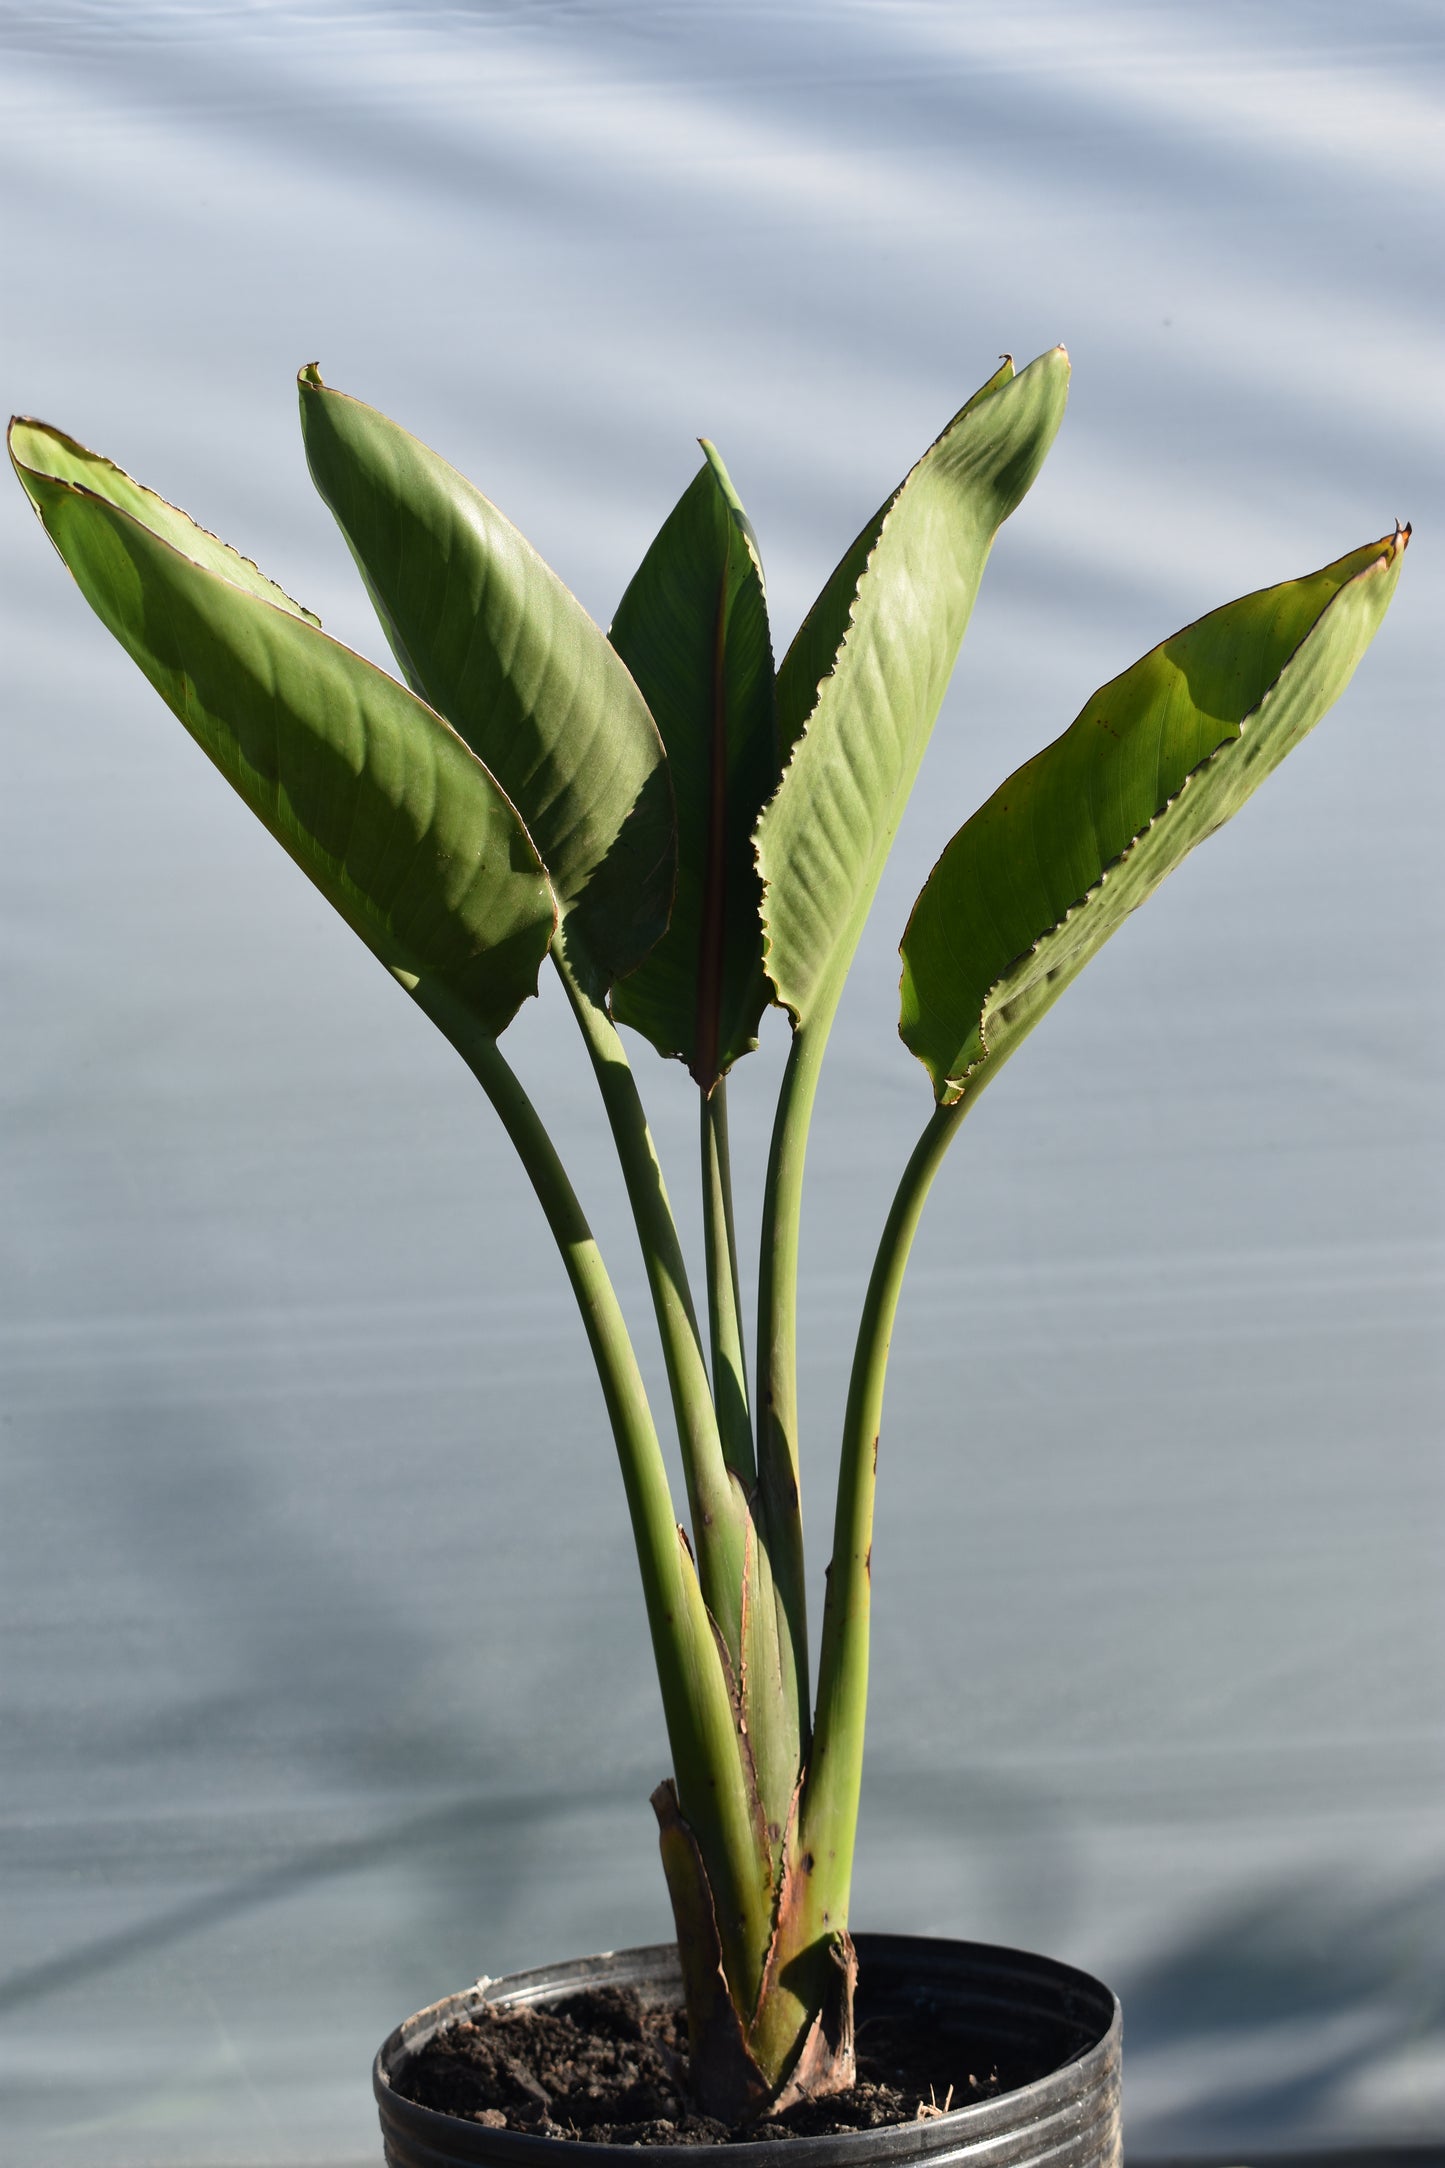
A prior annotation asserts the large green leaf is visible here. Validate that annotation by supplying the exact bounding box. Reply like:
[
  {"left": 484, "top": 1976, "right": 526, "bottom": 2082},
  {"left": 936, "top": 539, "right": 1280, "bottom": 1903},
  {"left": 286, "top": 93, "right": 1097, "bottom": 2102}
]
[
  {"left": 11, "top": 418, "right": 558, "bottom": 1037},
  {"left": 755, "top": 348, "right": 1070, "bottom": 1029},
  {"left": 608, "top": 441, "right": 776, "bottom": 1088},
  {"left": 297, "top": 367, "right": 674, "bottom": 999},
  {"left": 899, "top": 527, "right": 1410, "bottom": 1103}
]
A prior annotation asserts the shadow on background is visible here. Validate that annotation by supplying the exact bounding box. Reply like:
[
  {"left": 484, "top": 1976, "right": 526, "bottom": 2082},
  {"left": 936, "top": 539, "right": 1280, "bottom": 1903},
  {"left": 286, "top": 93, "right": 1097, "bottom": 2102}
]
[
  {"left": 0, "top": 1789, "right": 570, "bottom": 2022},
  {"left": 1124, "top": 1871, "right": 1445, "bottom": 2152}
]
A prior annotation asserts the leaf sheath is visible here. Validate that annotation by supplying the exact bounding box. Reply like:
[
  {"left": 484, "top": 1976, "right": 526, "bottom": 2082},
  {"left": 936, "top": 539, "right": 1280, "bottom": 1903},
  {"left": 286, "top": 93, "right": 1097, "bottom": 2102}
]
[{"left": 556, "top": 954, "right": 755, "bottom": 1667}]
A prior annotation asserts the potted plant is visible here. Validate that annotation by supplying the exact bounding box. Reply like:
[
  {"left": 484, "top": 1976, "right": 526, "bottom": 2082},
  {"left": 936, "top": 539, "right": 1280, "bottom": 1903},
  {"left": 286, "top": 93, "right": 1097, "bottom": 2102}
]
[{"left": 8, "top": 348, "right": 1407, "bottom": 2166}]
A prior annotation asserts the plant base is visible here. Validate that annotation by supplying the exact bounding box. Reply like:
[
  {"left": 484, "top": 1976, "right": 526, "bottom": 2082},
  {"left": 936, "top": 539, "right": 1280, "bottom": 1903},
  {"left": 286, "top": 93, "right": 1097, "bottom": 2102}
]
[{"left": 374, "top": 1935, "right": 1122, "bottom": 2167}]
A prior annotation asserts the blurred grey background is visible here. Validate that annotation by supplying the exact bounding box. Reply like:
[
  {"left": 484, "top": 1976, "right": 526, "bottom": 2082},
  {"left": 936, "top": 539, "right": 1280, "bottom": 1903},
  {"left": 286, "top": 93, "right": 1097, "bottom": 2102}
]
[{"left": 0, "top": 3, "right": 1440, "bottom": 2162}]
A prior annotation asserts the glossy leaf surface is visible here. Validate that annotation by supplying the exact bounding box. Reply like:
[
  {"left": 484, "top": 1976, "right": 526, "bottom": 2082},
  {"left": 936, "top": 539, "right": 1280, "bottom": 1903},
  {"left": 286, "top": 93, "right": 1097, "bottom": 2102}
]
[
  {"left": 11, "top": 419, "right": 557, "bottom": 1038},
  {"left": 755, "top": 348, "right": 1070, "bottom": 1029},
  {"left": 609, "top": 442, "right": 776, "bottom": 1086},
  {"left": 298, "top": 368, "right": 674, "bottom": 998},
  {"left": 900, "top": 528, "right": 1409, "bottom": 1103}
]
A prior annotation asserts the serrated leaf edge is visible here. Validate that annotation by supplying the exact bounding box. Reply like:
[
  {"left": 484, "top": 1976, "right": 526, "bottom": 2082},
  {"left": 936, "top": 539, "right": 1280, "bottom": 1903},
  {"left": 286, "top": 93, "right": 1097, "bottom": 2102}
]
[
  {"left": 17, "top": 459, "right": 560, "bottom": 955},
  {"left": 752, "top": 362, "right": 1024, "bottom": 1024},
  {"left": 10, "top": 416, "right": 322, "bottom": 627},
  {"left": 752, "top": 509, "right": 897, "bottom": 1023},
  {"left": 298, "top": 365, "right": 671, "bottom": 988},
  {"left": 911, "top": 532, "right": 1407, "bottom": 1106}
]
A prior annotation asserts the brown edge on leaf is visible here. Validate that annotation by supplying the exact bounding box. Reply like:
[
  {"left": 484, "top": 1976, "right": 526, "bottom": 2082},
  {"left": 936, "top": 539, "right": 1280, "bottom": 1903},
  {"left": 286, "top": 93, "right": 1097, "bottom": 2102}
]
[
  {"left": 651, "top": 1780, "right": 772, "bottom": 2123},
  {"left": 904, "top": 522, "right": 1411, "bottom": 1107},
  {"left": 745, "top": 1782, "right": 857, "bottom": 2105},
  {"left": 769, "top": 1930, "right": 858, "bottom": 2111}
]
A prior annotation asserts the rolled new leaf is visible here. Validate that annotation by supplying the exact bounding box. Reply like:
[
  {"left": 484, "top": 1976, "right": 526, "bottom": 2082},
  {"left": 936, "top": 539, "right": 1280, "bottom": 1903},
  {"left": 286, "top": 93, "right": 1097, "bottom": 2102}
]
[
  {"left": 297, "top": 368, "right": 674, "bottom": 1000},
  {"left": 900, "top": 526, "right": 1410, "bottom": 1103},
  {"left": 755, "top": 347, "right": 1070, "bottom": 1031},
  {"left": 609, "top": 441, "right": 777, "bottom": 1088},
  {"left": 10, "top": 418, "right": 558, "bottom": 1038}
]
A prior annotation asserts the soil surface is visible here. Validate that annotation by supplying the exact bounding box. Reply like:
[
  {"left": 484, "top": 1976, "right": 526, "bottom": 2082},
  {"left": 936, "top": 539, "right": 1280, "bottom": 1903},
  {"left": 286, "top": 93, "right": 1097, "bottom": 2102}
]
[{"left": 393, "top": 1981, "right": 1026, "bottom": 2143}]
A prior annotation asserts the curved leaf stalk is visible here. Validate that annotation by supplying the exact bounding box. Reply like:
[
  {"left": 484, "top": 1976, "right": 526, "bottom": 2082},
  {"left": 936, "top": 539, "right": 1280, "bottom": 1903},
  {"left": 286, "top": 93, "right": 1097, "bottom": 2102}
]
[
  {"left": 754, "top": 1014, "right": 833, "bottom": 1758},
  {"left": 799, "top": 1093, "right": 968, "bottom": 1938},
  {"left": 700, "top": 1079, "right": 754, "bottom": 1486},
  {"left": 412, "top": 979, "right": 775, "bottom": 2008},
  {"left": 555, "top": 946, "right": 752, "bottom": 1664}
]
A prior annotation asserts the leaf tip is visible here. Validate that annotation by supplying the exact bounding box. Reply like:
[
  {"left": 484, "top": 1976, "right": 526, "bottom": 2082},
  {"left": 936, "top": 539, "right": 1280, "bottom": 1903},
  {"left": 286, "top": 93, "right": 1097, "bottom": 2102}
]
[
  {"left": 698, "top": 435, "right": 747, "bottom": 518},
  {"left": 8, "top": 414, "right": 53, "bottom": 469},
  {"left": 1357, "top": 520, "right": 1410, "bottom": 585},
  {"left": 298, "top": 362, "right": 325, "bottom": 392}
]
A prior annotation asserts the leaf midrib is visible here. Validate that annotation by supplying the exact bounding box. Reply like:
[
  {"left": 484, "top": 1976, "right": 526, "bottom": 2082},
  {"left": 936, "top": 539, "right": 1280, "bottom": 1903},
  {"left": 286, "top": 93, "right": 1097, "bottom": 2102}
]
[{"left": 692, "top": 551, "right": 732, "bottom": 1090}]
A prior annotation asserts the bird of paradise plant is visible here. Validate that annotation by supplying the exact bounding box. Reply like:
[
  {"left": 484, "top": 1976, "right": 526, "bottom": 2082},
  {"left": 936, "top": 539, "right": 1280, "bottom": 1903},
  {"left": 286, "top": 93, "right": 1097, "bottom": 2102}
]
[{"left": 8, "top": 348, "right": 1407, "bottom": 2120}]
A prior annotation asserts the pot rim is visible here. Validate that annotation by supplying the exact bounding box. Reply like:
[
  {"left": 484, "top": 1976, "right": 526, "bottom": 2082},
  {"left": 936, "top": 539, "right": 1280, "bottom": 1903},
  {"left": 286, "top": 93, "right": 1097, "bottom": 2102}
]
[{"left": 374, "top": 1932, "right": 1122, "bottom": 2165}]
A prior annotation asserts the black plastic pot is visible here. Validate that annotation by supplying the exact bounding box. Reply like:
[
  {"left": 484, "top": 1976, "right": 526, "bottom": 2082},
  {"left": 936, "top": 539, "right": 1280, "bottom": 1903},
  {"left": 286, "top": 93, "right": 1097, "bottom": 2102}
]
[{"left": 374, "top": 1934, "right": 1122, "bottom": 2168}]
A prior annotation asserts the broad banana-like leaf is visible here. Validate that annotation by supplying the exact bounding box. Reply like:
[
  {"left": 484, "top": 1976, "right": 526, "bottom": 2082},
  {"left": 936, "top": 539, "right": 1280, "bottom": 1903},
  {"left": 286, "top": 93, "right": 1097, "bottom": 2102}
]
[
  {"left": 608, "top": 441, "right": 776, "bottom": 1088},
  {"left": 297, "top": 368, "right": 674, "bottom": 999},
  {"left": 899, "top": 527, "right": 1410, "bottom": 1104},
  {"left": 10, "top": 419, "right": 558, "bottom": 1037},
  {"left": 755, "top": 348, "right": 1070, "bottom": 1029}
]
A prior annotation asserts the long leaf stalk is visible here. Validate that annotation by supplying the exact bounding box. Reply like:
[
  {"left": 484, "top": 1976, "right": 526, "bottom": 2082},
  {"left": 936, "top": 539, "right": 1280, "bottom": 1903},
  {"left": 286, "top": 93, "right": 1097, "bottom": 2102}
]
[
  {"left": 701, "top": 1081, "right": 802, "bottom": 1897},
  {"left": 554, "top": 943, "right": 753, "bottom": 1663},
  {"left": 563, "top": 949, "right": 804, "bottom": 1939},
  {"left": 700, "top": 1079, "right": 755, "bottom": 1487},
  {"left": 417, "top": 980, "right": 774, "bottom": 2006},
  {"left": 754, "top": 1016, "right": 830, "bottom": 1752},
  {"left": 801, "top": 1094, "right": 968, "bottom": 1925},
  {"left": 420, "top": 975, "right": 981, "bottom": 2085}
]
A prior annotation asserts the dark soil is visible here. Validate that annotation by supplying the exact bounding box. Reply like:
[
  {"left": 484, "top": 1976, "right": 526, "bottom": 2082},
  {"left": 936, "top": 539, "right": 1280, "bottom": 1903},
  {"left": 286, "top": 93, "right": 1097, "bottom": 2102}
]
[{"left": 393, "top": 1981, "right": 1026, "bottom": 2144}]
